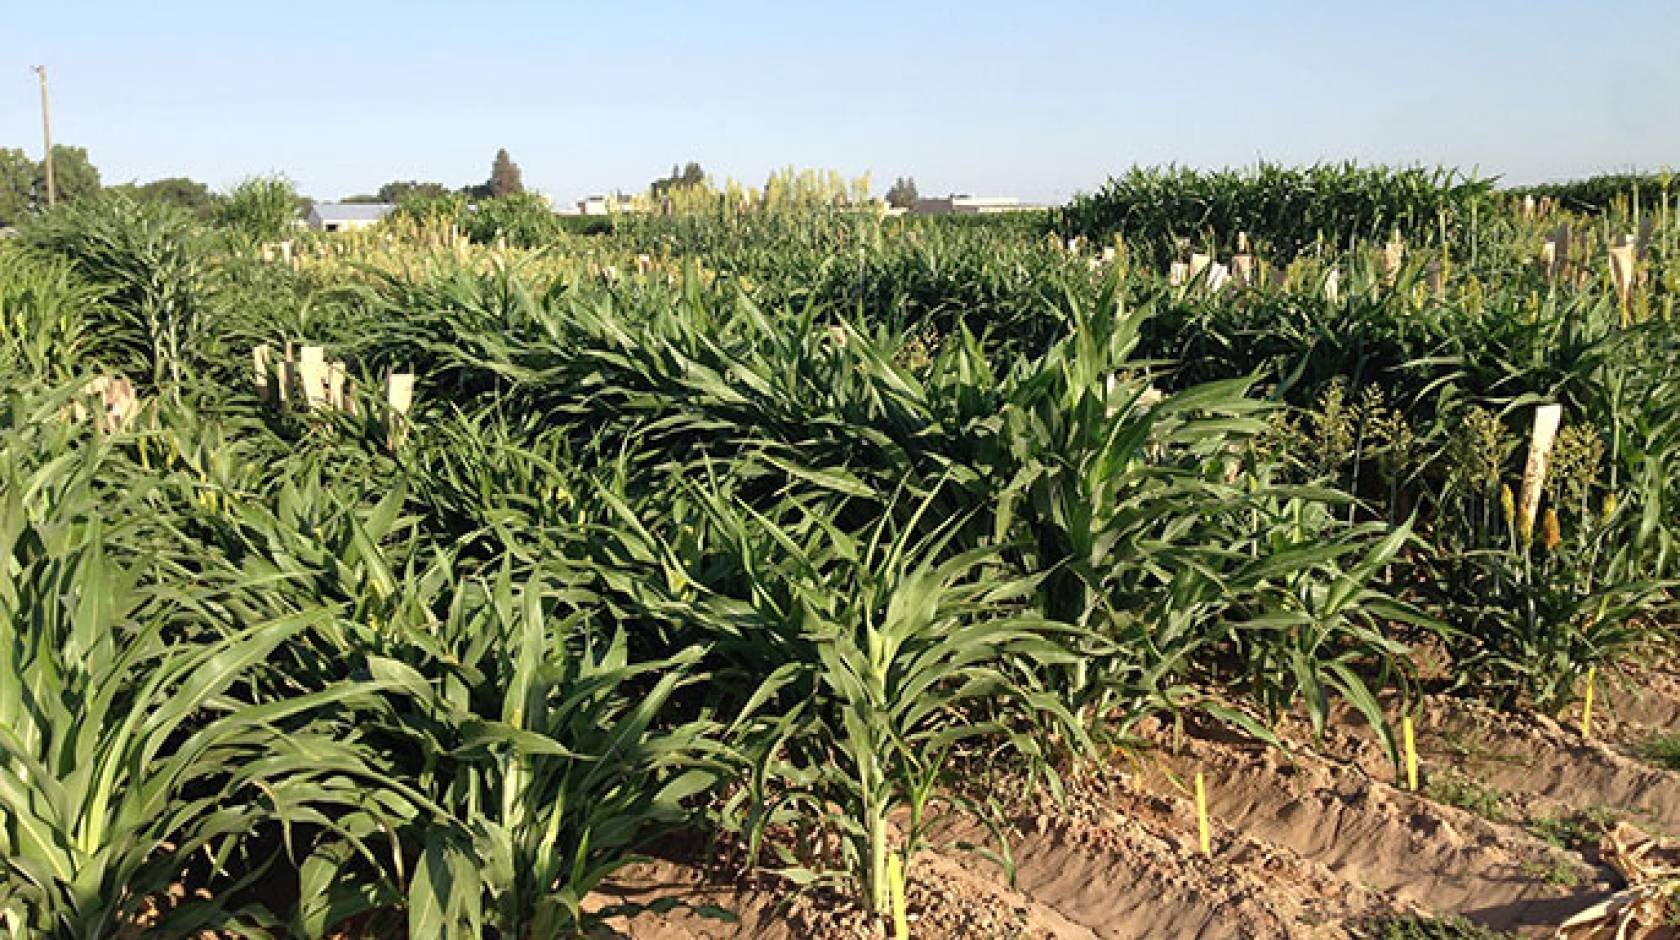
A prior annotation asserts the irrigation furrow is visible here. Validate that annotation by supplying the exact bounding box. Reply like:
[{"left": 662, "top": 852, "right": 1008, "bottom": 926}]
[
  {"left": 1147, "top": 728, "right": 1609, "bottom": 933},
  {"left": 1416, "top": 694, "right": 1680, "bottom": 834}
]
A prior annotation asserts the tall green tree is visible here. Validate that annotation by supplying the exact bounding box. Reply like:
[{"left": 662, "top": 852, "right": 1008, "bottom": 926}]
[
  {"left": 0, "top": 148, "right": 34, "bottom": 226},
  {"left": 0, "top": 146, "right": 103, "bottom": 224},
  {"left": 487, "top": 149, "right": 524, "bottom": 198},
  {"left": 651, "top": 161, "right": 706, "bottom": 197},
  {"left": 885, "top": 176, "right": 918, "bottom": 209},
  {"left": 377, "top": 179, "right": 451, "bottom": 203},
  {"left": 111, "top": 177, "right": 217, "bottom": 219},
  {"left": 38, "top": 145, "right": 101, "bottom": 205}
]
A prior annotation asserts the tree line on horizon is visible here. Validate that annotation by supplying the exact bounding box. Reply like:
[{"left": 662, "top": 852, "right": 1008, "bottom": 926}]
[
  {"left": 0, "top": 148, "right": 530, "bottom": 229},
  {"left": 0, "top": 145, "right": 102, "bottom": 226},
  {"left": 2, "top": 147, "right": 720, "bottom": 227},
  {"left": 1, "top": 144, "right": 939, "bottom": 230}
]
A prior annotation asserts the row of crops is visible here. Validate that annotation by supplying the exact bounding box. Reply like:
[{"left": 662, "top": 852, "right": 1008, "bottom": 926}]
[
  {"left": 1054, "top": 163, "right": 1496, "bottom": 266},
  {"left": 1508, "top": 170, "right": 1677, "bottom": 215},
  {"left": 0, "top": 169, "right": 1676, "bottom": 937}
]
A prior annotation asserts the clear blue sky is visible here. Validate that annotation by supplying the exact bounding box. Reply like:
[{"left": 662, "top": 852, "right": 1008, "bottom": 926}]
[{"left": 4, "top": 1, "right": 1677, "bottom": 203}]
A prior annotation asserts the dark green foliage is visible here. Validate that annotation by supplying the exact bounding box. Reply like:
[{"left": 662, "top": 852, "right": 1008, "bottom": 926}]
[
  {"left": 377, "top": 179, "right": 452, "bottom": 203},
  {"left": 2, "top": 168, "right": 1676, "bottom": 934},
  {"left": 1510, "top": 170, "right": 1675, "bottom": 214},
  {"left": 0, "top": 144, "right": 103, "bottom": 226},
  {"left": 1640, "top": 732, "right": 1680, "bottom": 770},
  {"left": 38, "top": 144, "right": 102, "bottom": 206},
  {"left": 651, "top": 161, "right": 706, "bottom": 197},
  {"left": 0, "top": 147, "right": 39, "bottom": 226},
  {"left": 1423, "top": 771, "right": 1511, "bottom": 823},
  {"left": 1528, "top": 807, "right": 1618, "bottom": 850},
  {"left": 0, "top": 246, "right": 104, "bottom": 379},
  {"left": 486, "top": 148, "right": 524, "bottom": 197},
  {"left": 1135, "top": 251, "right": 1679, "bottom": 713},
  {"left": 20, "top": 193, "right": 212, "bottom": 389},
  {"left": 554, "top": 214, "right": 616, "bottom": 236},
  {"left": 111, "top": 176, "right": 218, "bottom": 218},
  {"left": 390, "top": 189, "right": 468, "bottom": 230},
  {"left": 1056, "top": 162, "right": 1494, "bottom": 266},
  {"left": 885, "top": 175, "right": 918, "bottom": 208},
  {"left": 464, "top": 192, "right": 559, "bottom": 247},
  {"left": 216, "top": 175, "right": 302, "bottom": 242},
  {"left": 1364, "top": 914, "right": 1517, "bottom": 940}
]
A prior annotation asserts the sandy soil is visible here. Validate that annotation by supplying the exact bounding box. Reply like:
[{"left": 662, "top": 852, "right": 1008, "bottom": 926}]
[{"left": 586, "top": 663, "right": 1680, "bottom": 939}]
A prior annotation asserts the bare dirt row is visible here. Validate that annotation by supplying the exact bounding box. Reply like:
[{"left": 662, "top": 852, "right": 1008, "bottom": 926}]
[{"left": 588, "top": 663, "right": 1680, "bottom": 939}]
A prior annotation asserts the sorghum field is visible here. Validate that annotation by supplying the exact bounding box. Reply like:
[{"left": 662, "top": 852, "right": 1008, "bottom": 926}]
[{"left": 1, "top": 165, "right": 1677, "bottom": 940}]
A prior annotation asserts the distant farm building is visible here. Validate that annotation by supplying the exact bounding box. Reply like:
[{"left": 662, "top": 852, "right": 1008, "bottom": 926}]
[
  {"left": 910, "top": 195, "right": 1029, "bottom": 215},
  {"left": 564, "top": 194, "right": 638, "bottom": 216},
  {"left": 307, "top": 203, "right": 395, "bottom": 232}
]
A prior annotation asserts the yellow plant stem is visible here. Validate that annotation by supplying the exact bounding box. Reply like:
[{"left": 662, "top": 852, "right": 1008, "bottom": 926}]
[
  {"left": 887, "top": 853, "right": 909, "bottom": 940},
  {"left": 1403, "top": 715, "right": 1419, "bottom": 792},
  {"left": 1195, "top": 770, "right": 1211, "bottom": 857},
  {"left": 1580, "top": 665, "right": 1597, "bottom": 739}
]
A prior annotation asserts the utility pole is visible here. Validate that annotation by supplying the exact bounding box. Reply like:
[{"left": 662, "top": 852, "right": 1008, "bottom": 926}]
[{"left": 32, "top": 66, "right": 54, "bottom": 208}]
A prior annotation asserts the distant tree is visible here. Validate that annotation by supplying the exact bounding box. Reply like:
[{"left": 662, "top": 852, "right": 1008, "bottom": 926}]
[
  {"left": 216, "top": 175, "right": 301, "bottom": 241},
  {"left": 0, "top": 148, "right": 34, "bottom": 226},
  {"left": 110, "top": 177, "right": 217, "bottom": 219},
  {"left": 38, "top": 145, "right": 101, "bottom": 206},
  {"left": 340, "top": 193, "right": 384, "bottom": 204},
  {"left": 0, "top": 145, "right": 104, "bottom": 224},
  {"left": 651, "top": 161, "right": 706, "bottom": 197},
  {"left": 137, "top": 177, "right": 214, "bottom": 215},
  {"left": 376, "top": 180, "right": 450, "bottom": 203},
  {"left": 886, "top": 176, "right": 918, "bottom": 209},
  {"left": 486, "top": 149, "right": 524, "bottom": 198}
]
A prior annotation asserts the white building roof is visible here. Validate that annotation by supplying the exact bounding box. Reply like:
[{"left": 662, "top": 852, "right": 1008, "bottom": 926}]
[{"left": 310, "top": 203, "right": 396, "bottom": 223}]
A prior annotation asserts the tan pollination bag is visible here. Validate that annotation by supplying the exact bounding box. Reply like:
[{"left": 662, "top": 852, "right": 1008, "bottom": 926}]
[
  {"left": 254, "top": 344, "right": 357, "bottom": 414},
  {"left": 67, "top": 375, "right": 140, "bottom": 433},
  {"left": 1381, "top": 235, "right": 1405, "bottom": 284},
  {"left": 295, "top": 345, "right": 329, "bottom": 410},
  {"left": 1423, "top": 257, "right": 1444, "bottom": 297},
  {"left": 1544, "top": 223, "right": 1570, "bottom": 279},
  {"left": 1517, "top": 403, "right": 1563, "bottom": 539},
  {"left": 325, "top": 361, "right": 351, "bottom": 414},
  {"left": 1231, "top": 254, "right": 1256, "bottom": 287},
  {"left": 1205, "top": 261, "right": 1231, "bottom": 292},
  {"left": 384, "top": 372, "right": 416, "bottom": 449},
  {"left": 1608, "top": 244, "right": 1636, "bottom": 307}
]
